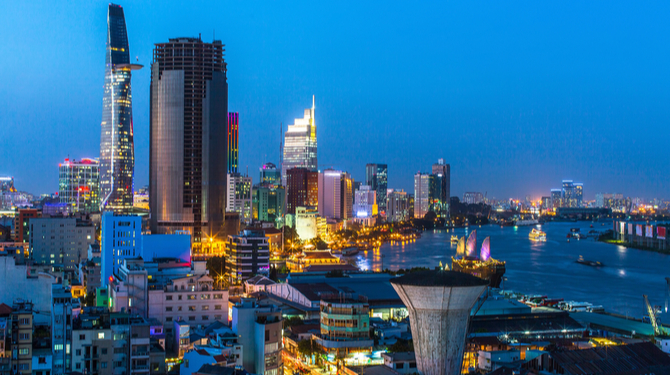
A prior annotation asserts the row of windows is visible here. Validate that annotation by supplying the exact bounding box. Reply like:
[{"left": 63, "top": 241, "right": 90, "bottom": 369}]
[
  {"left": 165, "top": 293, "right": 222, "bottom": 301},
  {"left": 166, "top": 305, "right": 221, "bottom": 312},
  {"left": 165, "top": 315, "right": 222, "bottom": 322}
]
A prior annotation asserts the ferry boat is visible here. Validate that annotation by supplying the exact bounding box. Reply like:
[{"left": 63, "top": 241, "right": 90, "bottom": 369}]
[
  {"left": 451, "top": 231, "right": 506, "bottom": 288},
  {"left": 529, "top": 228, "right": 547, "bottom": 242},
  {"left": 575, "top": 255, "right": 603, "bottom": 267}
]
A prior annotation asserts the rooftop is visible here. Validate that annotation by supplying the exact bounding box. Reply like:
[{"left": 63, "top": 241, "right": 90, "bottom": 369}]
[{"left": 390, "top": 269, "right": 488, "bottom": 287}]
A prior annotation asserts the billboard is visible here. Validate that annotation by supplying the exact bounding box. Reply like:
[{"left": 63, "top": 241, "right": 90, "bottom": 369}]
[
  {"left": 658, "top": 226, "right": 666, "bottom": 240},
  {"left": 646, "top": 225, "right": 654, "bottom": 238},
  {"left": 636, "top": 224, "right": 643, "bottom": 236},
  {"left": 628, "top": 223, "right": 633, "bottom": 234}
]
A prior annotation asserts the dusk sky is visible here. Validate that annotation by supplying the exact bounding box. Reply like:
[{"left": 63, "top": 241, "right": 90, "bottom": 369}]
[{"left": 1, "top": 1, "right": 669, "bottom": 200}]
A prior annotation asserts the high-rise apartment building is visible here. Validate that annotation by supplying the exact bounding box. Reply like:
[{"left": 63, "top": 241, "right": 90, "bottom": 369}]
[
  {"left": 574, "top": 182, "right": 583, "bottom": 207},
  {"left": 365, "top": 164, "right": 388, "bottom": 213},
  {"left": 58, "top": 158, "right": 100, "bottom": 214},
  {"left": 101, "top": 212, "right": 141, "bottom": 282},
  {"left": 226, "top": 230, "right": 270, "bottom": 284},
  {"left": 226, "top": 173, "right": 252, "bottom": 224},
  {"left": 431, "top": 159, "right": 450, "bottom": 215},
  {"left": 228, "top": 112, "right": 239, "bottom": 174},
  {"left": 414, "top": 173, "right": 431, "bottom": 219},
  {"left": 286, "top": 168, "right": 318, "bottom": 215},
  {"left": 150, "top": 37, "right": 228, "bottom": 242},
  {"left": 318, "top": 170, "right": 353, "bottom": 220},
  {"left": 551, "top": 189, "right": 562, "bottom": 208},
  {"left": 386, "top": 190, "right": 410, "bottom": 223},
  {"left": 282, "top": 97, "right": 317, "bottom": 185},
  {"left": 99, "top": 4, "right": 141, "bottom": 213}
]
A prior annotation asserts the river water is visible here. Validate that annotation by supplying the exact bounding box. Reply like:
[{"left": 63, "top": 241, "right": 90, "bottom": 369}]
[{"left": 353, "top": 221, "right": 669, "bottom": 318}]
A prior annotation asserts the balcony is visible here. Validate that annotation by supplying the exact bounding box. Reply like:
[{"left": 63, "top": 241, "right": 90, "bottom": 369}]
[{"left": 131, "top": 351, "right": 149, "bottom": 357}]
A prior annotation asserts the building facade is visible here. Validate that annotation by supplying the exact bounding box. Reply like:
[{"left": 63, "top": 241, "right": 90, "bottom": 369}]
[
  {"left": 150, "top": 37, "right": 228, "bottom": 243},
  {"left": 365, "top": 164, "right": 388, "bottom": 213},
  {"left": 259, "top": 163, "right": 281, "bottom": 186},
  {"left": 386, "top": 190, "right": 409, "bottom": 223},
  {"left": 463, "top": 192, "right": 485, "bottom": 205},
  {"left": 101, "top": 212, "right": 141, "bottom": 282},
  {"left": 353, "top": 185, "right": 377, "bottom": 219},
  {"left": 254, "top": 185, "right": 285, "bottom": 224},
  {"left": 227, "top": 112, "right": 239, "bottom": 174},
  {"left": 282, "top": 97, "right": 317, "bottom": 185},
  {"left": 226, "top": 174, "right": 252, "bottom": 224},
  {"left": 413, "top": 173, "right": 431, "bottom": 219},
  {"left": 286, "top": 168, "right": 318, "bottom": 215},
  {"left": 58, "top": 158, "right": 100, "bottom": 214},
  {"left": 226, "top": 230, "right": 270, "bottom": 284},
  {"left": 29, "top": 218, "right": 95, "bottom": 270},
  {"left": 431, "top": 159, "right": 450, "bottom": 215},
  {"left": 318, "top": 170, "right": 353, "bottom": 220},
  {"left": 99, "top": 4, "right": 141, "bottom": 213},
  {"left": 231, "top": 299, "right": 282, "bottom": 375}
]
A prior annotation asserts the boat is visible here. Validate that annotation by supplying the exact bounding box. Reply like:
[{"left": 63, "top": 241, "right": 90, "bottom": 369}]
[
  {"left": 575, "top": 256, "right": 603, "bottom": 267},
  {"left": 451, "top": 232, "right": 506, "bottom": 288},
  {"left": 341, "top": 246, "right": 359, "bottom": 256},
  {"left": 450, "top": 235, "right": 458, "bottom": 243},
  {"left": 514, "top": 218, "right": 539, "bottom": 226},
  {"left": 529, "top": 228, "right": 547, "bottom": 242}
]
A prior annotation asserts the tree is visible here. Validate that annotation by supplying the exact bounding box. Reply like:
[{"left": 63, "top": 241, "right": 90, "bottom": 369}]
[
  {"left": 83, "top": 293, "right": 96, "bottom": 307},
  {"left": 206, "top": 256, "right": 226, "bottom": 287},
  {"left": 297, "top": 339, "right": 323, "bottom": 357},
  {"left": 283, "top": 316, "right": 304, "bottom": 329},
  {"left": 387, "top": 338, "right": 414, "bottom": 353},
  {"left": 313, "top": 236, "right": 329, "bottom": 250}
]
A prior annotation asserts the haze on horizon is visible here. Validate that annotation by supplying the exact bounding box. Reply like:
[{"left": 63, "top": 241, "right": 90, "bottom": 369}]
[{"left": 1, "top": 1, "right": 669, "bottom": 201}]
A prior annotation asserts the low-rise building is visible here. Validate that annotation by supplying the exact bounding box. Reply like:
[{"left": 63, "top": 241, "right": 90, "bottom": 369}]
[
  {"left": 314, "top": 295, "right": 374, "bottom": 362},
  {"left": 231, "top": 299, "right": 282, "bottom": 375},
  {"left": 29, "top": 217, "right": 95, "bottom": 270},
  {"left": 382, "top": 352, "right": 416, "bottom": 374}
]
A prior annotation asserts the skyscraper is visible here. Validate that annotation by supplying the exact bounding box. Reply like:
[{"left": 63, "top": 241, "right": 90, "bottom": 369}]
[
  {"left": 414, "top": 173, "right": 431, "bottom": 219},
  {"left": 286, "top": 168, "right": 318, "bottom": 215},
  {"left": 150, "top": 37, "right": 228, "bottom": 242},
  {"left": 431, "top": 159, "right": 450, "bottom": 215},
  {"left": 58, "top": 158, "right": 100, "bottom": 214},
  {"left": 365, "top": 163, "right": 388, "bottom": 213},
  {"left": 282, "top": 97, "right": 317, "bottom": 185},
  {"left": 228, "top": 112, "right": 239, "bottom": 174},
  {"left": 226, "top": 173, "right": 252, "bottom": 224},
  {"left": 99, "top": 4, "right": 141, "bottom": 213},
  {"left": 259, "top": 162, "right": 281, "bottom": 186},
  {"left": 318, "top": 169, "right": 353, "bottom": 220}
]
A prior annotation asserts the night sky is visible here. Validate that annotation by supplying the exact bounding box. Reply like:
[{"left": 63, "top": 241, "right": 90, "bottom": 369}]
[{"left": 1, "top": 1, "right": 669, "bottom": 200}]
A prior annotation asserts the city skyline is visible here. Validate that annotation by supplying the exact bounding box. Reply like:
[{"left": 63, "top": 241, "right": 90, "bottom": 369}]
[{"left": 2, "top": 2, "right": 670, "bottom": 200}]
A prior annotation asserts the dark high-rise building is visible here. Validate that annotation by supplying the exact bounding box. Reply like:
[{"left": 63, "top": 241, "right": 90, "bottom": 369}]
[
  {"left": 228, "top": 112, "right": 239, "bottom": 174},
  {"left": 432, "top": 158, "right": 450, "bottom": 215},
  {"left": 286, "top": 168, "right": 318, "bottom": 215},
  {"left": 99, "top": 4, "right": 141, "bottom": 213},
  {"left": 365, "top": 163, "right": 388, "bottom": 212},
  {"left": 150, "top": 37, "right": 228, "bottom": 243}
]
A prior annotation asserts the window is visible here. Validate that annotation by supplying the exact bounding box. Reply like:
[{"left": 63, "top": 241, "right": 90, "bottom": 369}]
[
  {"left": 187, "top": 294, "right": 196, "bottom": 300},
  {"left": 76, "top": 363, "right": 81, "bottom": 370},
  {"left": 214, "top": 315, "right": 222, "bottom": 320},
  {"left": 76, "top": 349, "right": 81, "bottom": 356},
  {"left": 102, "top": 348, "right": 108, "bottom": 355},
  {"left": 19, "top": 333, "right": 29, "bottom": 340},
  {"left": 54, "top": 344, "right": 63, "bottom": 351},
  {"left": 202, "top": 316, "right": 209, "bottom": 320},
  {"left": 98, "top": 332, "right": 105, "bottom": 339},
  {"left": 188, "top": 316, "right": 195, "bottom": 321},
  {"left": 166, "top": 317, "right": 173, "bottom": 322},
  {"left": 214, "top": 305, "right": 222, "bottom": 310},
  {"left": 178, "top": 306, "right": 182, "bottom": 311},
  {"left": 19, "top": 348, "right": 29, "bottom": 355},
  {"left": 101, "top": 362, "right": 108, "bottom": 369},
  {"left": 200, "top": 294, "right": 210, "bottom": 300},
  {"left": 166, "top": 307, "right": 173, "bottom": 312},
  {"left": 166, "top": 296, "right": 172, "bottom": 301},
  {"left": 213, "top": 294, "right": 223, "bottom": 299},
  {"left": 409, "top": 362, "right": 417, "bottom": 368},
  {"left": 188, "top": 306, "right": 196, "bottom": 311},
  {"left": 178, "top": 295, "right": 182, "bottom": 300},
  {"left": 202, "top": 305, "right": 209, "bottom": 311},
  {"left": 19, "top": 318, "right": 30, "bottom": 325}
]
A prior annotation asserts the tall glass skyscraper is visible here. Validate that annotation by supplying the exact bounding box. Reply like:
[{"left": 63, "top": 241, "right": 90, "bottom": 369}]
[
  {"left": 150, "top": 37, "right": 228, "bottom": 243},
  {"left": 99, "top": 4, "right": 141, "bottom": 213},
  {"left": 282, "top": 96, "right": 317, "bottom": 185},
  {"left": 365, "top": 163, "right": 388, "bottom": 212}
]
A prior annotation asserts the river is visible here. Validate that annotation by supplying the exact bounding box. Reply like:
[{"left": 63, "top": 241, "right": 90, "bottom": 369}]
[{"left": 352, "top": 221, "right": 669, "bottom": 318}]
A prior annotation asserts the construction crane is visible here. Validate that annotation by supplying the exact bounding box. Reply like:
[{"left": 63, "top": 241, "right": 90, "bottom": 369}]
[{"left": 644, "top": 294, "right": 663, "bottom": 336}]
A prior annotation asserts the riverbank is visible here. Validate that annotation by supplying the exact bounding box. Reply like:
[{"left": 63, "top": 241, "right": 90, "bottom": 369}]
[{"left": 600, "top": 238, "right": 670, "bottom": 255}]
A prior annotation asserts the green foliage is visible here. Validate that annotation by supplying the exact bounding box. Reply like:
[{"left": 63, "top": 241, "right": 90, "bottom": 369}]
[
  {"left": 206, "top": 256, "right": 226, "bottom": 277},
  {"left": 313, "top": 236, "right": 329, "bottom": 250},
  {"left": 83, "top": 292, "right": 96, "bottom": 307},
  {"left": 297, "top": 339, "right": 323, "bottom": 357},
  {"left": 387, "top": 338, "right": 414, "bottom": 353},
  {"left": 283, "top": 316, "right": 304, "bottom": 329}
]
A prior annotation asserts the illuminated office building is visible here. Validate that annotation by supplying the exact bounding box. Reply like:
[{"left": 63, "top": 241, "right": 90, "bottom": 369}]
[
  {"left": 99, "top": 4, "right": 141, "bottom": 213},
  {"left": 282, "top": 97, "right": 317, "bottom": 185},
  {"left": 431, "top": 159, "right": 450, "bottom": 215},
  {"left": 254, "top": 185, "right": 285, "bottom": 224},
  {"left": 228, "top": 112, "right": 239, "bottom": 174},
  {"left": 260, "top": 162, "right": 281, "bottom": 186},
  {"left": 318, "top": 169, "right": 353, "bottom": 220},
  {"left": 226, "top": 173, "right": 252, "bottom": 224},
  {"left": 286, "top": 168, "right": 318, "bottom": 215},
  {"left": 353, "top": 185, "right": 377, "bottom": 218},
  {"left": 58, "top": 158, "right": 100, "bottom": 214},
  {"left": 386, "top": 190, "right": 409, "bottom": 223},
  {"left": 150, "top": 37, "right": 228, "bottom": 242},
  {"left": 365, "top": 163, "right": 388, "bottom": 212},
  {"left": 414, "top": 173, "right": 431, "bottom": 219}
]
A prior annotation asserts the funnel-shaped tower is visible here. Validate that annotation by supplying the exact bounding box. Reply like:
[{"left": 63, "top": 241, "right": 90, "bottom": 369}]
[{"left": 391, "top": 270, "right": 488, "bottom": 375}]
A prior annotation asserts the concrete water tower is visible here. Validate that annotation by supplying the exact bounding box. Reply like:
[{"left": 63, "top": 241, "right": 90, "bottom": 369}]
[{"left": 390, "top": 270, "right": 488, "bottom": 375}]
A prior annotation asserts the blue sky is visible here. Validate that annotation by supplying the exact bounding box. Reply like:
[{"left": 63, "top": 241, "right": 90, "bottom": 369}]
[{"left": 1, "top": 1, "right": 669, "bottom": 201}]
